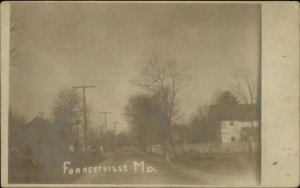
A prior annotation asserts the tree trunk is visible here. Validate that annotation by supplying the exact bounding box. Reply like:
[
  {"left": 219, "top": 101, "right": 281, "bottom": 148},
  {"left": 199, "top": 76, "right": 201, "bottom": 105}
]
[{"left": 168, "top": 126, "right": 176, "bottom": 156}]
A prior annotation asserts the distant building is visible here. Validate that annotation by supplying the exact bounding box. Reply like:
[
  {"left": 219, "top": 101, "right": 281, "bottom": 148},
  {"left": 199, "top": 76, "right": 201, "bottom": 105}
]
[
  {"left": 209, "top": 104, "right": 259, "bottom": 143},
  {"left": 23, "top": 117, "right": 76, "bottom": 169}
]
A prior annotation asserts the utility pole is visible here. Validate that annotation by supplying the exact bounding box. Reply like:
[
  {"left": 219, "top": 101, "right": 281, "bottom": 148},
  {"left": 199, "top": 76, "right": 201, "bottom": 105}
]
[
  {"left": 73, "top": 85, "right": 96, "bottom": 153},
  {"left": 112, "top": 121, "right": 120, "bottom": 150},
  {"left": 97, "top": 125, "right": 104, "bottom": 153},
  {"left": 98, "top": 112, "right": 112, "bottom": 152},
  {"left": 98, "top": 112, "right": 112, "bottom": 133}
]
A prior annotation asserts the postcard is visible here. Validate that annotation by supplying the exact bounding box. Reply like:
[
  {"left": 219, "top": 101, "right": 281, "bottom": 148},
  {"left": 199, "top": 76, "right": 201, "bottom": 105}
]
[{"left": 1, "top": 1, "right": 299, "bottom": 187}]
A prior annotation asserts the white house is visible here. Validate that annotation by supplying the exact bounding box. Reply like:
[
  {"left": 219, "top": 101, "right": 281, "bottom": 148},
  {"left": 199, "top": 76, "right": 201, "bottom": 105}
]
[
  {"left": 209, "top": 104, "right": 259, "bottom": 143},
  {"left": 221, "top": 120, "right": 259, "bottom": 142}
]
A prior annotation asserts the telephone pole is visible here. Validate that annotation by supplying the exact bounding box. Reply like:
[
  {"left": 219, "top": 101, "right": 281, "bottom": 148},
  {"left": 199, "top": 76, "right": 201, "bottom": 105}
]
[
  {"left": 73, "top": 85, "right": 96, "bottom": 153},
  {"left": 112, "top": 121, "right": 120, "bottom": 150},
  {"left": 98, "top": 112, "right": 112, "bottom": 133},
  {"left": 98, "top": 112, "right": 112, "bottom": 152}
]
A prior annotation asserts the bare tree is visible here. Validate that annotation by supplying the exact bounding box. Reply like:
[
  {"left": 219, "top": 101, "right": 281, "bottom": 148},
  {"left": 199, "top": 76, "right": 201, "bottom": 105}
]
[
  {"left": 132, "top": 52, "right": 188, "bottom": 154},
  {"left": 230, "top": 69, "right": 259, "bottom": 130},
  {"left": 231, "top": 69, "right": 258, "bottom": 105},
  {"left": 10, "top": 6, "right": 28, "bottom": 59},
  {"left": 51, "top": 87, "right": 95, "bottom": 153},
  {"left": 190, "top": 104, "right": 210, "bottom": 124},
  {"left": 230, "top": 69, "right": 259, "bottom": 160},
  {"left": 124, "top": 94, "right": 167, "bottom": 151},
  {"left": 211, "top": 89, "right": 240, "bottom": 106},
  {"left": 51, "top": 87, "right": 83, "bottom": 124}
]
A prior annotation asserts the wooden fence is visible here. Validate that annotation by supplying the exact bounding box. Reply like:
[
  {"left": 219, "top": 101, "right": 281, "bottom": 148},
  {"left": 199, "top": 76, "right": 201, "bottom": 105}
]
[
  {"left": 148, "top": 144, "right": 164, "bottom": 155},
  {"left": 149, "top": 142, "right": 259, "bottom": 155}
]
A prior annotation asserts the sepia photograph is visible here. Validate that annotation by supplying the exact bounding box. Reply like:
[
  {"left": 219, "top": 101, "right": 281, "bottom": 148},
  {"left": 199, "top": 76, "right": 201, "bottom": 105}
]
[{"left": 3, "top": 1, "right": 266, "bottom": 186}]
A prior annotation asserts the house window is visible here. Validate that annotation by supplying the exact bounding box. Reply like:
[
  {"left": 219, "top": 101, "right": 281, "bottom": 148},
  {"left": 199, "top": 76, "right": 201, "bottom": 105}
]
[
  {"left": 231, "top": 137, "right": 235, "bottom": 142},
  {"left": 230, "top": 121, "right": 234, "bottom": 126}
]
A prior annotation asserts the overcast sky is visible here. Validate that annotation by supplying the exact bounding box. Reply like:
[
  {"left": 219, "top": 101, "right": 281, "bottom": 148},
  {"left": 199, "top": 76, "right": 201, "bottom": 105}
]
[{"left": 9, "top": 2, "right": 260, "bottom": 132}]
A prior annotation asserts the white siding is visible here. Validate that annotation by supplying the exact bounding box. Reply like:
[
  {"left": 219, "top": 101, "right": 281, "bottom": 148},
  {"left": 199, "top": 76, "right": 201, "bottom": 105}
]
[{"left": 221, "top": 121, "right": 259, "bottom": 143}]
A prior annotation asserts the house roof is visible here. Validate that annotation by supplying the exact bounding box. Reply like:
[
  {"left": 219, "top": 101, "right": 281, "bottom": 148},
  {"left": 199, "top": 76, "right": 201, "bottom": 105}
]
[
  {"left": 208, "top": 104, "right": 259, "bottom": 121},
  {"left": 26, "top": 116, "right": 52, "bottom": 127},
  {"left": 25, "top": 116, "right": 75, "bottom": 143},
  {"left": 26, "top": 116, "right": 74, "bottom": 129}
]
